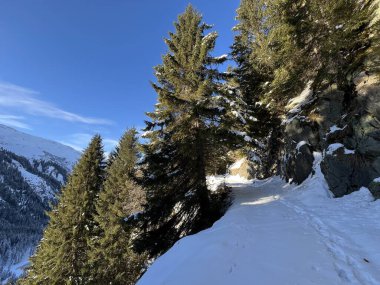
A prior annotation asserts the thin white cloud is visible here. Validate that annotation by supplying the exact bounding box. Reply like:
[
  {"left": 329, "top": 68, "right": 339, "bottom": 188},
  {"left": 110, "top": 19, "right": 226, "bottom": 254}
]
[
  {"left": 0, "top": 82, "right": 112, "bottom": 125},
  {"left": 0, "top": 115, "right": 31, "bottom": 130},
  {"left": 60, "top": 133, "right": 119, "bottom": 156},
  {"left": 104, "top": 138, "right": 119, "bottom": 148},
  {"left": 59, "top": 133, "right": 93, "bottom": 152}
]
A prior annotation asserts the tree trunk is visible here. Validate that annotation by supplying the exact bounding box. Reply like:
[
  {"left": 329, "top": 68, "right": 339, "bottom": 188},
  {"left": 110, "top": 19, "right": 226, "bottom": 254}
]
[{"left": 194, "top": 124, "right": 210, "bottom": 224}]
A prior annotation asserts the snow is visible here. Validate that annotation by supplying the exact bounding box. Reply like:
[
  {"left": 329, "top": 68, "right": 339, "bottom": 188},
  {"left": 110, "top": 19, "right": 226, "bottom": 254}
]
[
  {"left": 125, "top": 211, "right": 143, "bottom": 222},
  {"left": 206, "top": 175, "right": 251, "bottom": 192},
  {"left": 0, "top": 124, "right": 80, "bottom": 169},
  {"left": 2, "top": 252, "right": 31, "bottom": 284},
  {"left": 249, "top": 152, "right": 261, "bottom": 163},
  {"left": 373, "top": 177, "right": 380, "bottom": 183},
  {"left": 229, "top": 130, "right": 253, "bottom": 143},
  {"left": 296, "top": 140, "right": 308, "bottom": 151},
  {"left": 243, "top": 135, "right": 252, "bottom": 142},
  {"left": 248, "top": 116, "right": 258, "bottom": 122},
  {"left": 326, "top": 143, "right": 355, "bottom": 155},
  {"left": 138, "top": 153, "right": 380, "bottom": 285},
  {"left": 202, "top": 32, "right": 217, "bottom": 42},
  {"left": 8, "top": 255, "right": 30, "bottom": 281},
  {"left": 344, "top": 148, "right": 355, "bottom": 155},
  {"left": 206, "top": 176, "right": 227, "bottom": 192},
  {"left": 286, "top": 81, "right": 314, "bottom": 114},
  {"left": 231, "top": 110, "right": 246, "bottom": 124},
  {"left": 214, "top": 54, "right": 228, "bottom": 60},
  {"left": 230, "top": 130, "right": 247, "bottom": 137},
  {"left": 56, "top": 173, "right": 64, "bottom": 184},
  {"left": 0, "top": 124, "right": 80, "bottom": 283},
  {"left": 328, "top": 125, "right": 346, "bottom": 135},
  {"left": 141, "top": 130, "right": 153, "bottom": 138},
  {"left": 282, "top": 114, "right": 307, "bottom": 125},
  {"left": 326, "top": 143, "right": 344, "bottom": 154},
  {"left": 229, "top": 158, "right": 246, "bottom": 170},
  {"left": 329, "top": 125, "right": 342, "bottom": 133},
  {"left": 12, "top": 160, "right": 56, "bottom": 201}
]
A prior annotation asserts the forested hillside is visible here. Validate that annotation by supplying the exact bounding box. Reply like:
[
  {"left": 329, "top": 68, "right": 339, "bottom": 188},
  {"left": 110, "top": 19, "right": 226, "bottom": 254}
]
[
  {"left": 0, "top": 125, "right": 79, "bottom": 283},
  {"left": 15, "top": 0, "right": 380, "bottom": 284}
]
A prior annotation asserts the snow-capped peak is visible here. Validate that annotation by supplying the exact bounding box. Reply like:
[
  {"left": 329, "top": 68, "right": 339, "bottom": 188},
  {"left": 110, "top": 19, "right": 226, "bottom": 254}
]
[{"left": 0, "top": 124, "right": 80, "bottom": 170}]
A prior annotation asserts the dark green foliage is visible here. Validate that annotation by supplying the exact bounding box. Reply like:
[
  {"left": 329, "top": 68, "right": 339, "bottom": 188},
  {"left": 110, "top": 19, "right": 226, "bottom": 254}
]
[
  {"left": 235, "top": 0, "right": 380, "bottom": 108},
  {"left": 280, "top": 0, "right": 379, "bottom": 105},
  {"left": 21, "top": 136, "right": 105, "bottom": 285},
  {"left": 136, "top": 5, "right": 231, "bottom": 256},
  {"left": 232, "top": 0, "right": 379, "bottom": 177},
  {"left": 89, "top": 129, "right": 147, "bottom": 285},
  {"left": 231, "top": 1, "right": 283, "bottom": 176}
]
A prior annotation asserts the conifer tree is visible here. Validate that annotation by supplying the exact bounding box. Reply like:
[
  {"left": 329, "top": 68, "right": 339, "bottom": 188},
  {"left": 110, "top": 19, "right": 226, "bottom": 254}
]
[
  {"left": 136, "top": 5, "right": 232, "bottom": 256},
  {"left": 234, "top": 0, "right": 380, "bottom": 108},
  {"left": 232, "top": 0, "right": 379, "bottom": 176},
  {"left": 233, "top": 0, "right": 308, "bottom": 108},
  {"left": 20, "top": 135, "right": 105, "bottom": 285},
  {"left": 231, "top": 1, "right": 283, "bottom": 176},
  {"left": 89, "top": 129, "right": 146, "bottom": 285}
]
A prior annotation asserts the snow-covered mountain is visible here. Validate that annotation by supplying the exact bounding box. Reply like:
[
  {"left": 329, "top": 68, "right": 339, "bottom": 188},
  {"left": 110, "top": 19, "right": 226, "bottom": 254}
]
[
  {"left": 0, "top": 124, "right": 78, "bottom": 170},
  {"left": 138, "top": 154, "right": 380, "bottom": 285},
  {"left": 0, "top": 124, "right": 80, "bottom": 283}
]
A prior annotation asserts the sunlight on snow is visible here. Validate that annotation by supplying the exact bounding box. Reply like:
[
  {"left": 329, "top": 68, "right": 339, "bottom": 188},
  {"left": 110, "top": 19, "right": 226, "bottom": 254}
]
[{"left": 241, "top": 194, "right": 280, "bottom": 205}]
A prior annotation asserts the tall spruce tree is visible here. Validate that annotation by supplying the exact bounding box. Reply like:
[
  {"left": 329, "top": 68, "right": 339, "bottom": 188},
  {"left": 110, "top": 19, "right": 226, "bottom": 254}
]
[
  {"left": 233, "top": 0, "right": 309, "bottom": 108},
  {"left": 20, "top": 135, "right": 105, "bottom": 285},
  {"left": 231, "top": 0, "right": 283, "bottom": 177},
  {"left": 136, "top": 5, "right": 233, "bottom": 256},
  {"left": 89, "top": 129, "right": 146, "bottom": 285}
]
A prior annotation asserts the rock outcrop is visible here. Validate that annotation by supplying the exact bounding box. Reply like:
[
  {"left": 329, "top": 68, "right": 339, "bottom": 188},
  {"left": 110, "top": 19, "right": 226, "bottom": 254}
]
[
  {"left": 229, "top": 157, "right": 254, "bottom": 180},
  {"left": 278, "top": 72, "right": 380, "bottom": 197},
  {"left": 322, "top": 74, "right": 380, "bottom": 196}
]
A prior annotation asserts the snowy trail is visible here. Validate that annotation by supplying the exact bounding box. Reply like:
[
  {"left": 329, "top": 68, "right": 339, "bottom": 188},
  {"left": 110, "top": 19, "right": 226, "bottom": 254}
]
[
  {"left": 138, "top": 175, "right": 380, "bottom": 285},
  {"left": 279, "top": 198, "right": 378, "bottom": 285}
]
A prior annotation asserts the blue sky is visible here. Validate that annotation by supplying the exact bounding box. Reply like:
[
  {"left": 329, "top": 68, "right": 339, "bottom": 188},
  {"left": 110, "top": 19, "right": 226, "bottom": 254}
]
[{"left": 0, "top": 0, "right": 239, "bottom": 153}]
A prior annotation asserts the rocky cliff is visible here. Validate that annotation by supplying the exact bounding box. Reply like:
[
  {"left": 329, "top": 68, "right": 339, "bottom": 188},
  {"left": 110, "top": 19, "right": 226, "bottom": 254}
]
[{"left": 280, "top": 72, "right": 380, "bottom": 198}]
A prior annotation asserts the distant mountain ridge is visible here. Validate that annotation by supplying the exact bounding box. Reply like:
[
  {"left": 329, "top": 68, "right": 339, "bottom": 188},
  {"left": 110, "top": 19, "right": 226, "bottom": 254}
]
[
  {"left": 0, "top": 124, "right": 80, "bottom": 283},
  {"left": 0, "top": 124, "right": 78, "bottom": 170}
]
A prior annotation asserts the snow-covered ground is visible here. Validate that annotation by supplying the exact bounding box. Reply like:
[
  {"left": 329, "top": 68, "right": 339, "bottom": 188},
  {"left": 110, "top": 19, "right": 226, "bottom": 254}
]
[{"left": 138, "top": 153, "right": 380, "bottom": 285}]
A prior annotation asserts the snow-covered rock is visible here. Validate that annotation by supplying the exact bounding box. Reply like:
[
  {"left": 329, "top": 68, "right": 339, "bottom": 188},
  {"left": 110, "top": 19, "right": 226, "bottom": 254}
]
[
  {"left": 326, "top": 143, "right": 355, "bottom": 156},
  {"left": 285, "top": 81, "right": 314, "bottom": 114},
  {"left": 228, "top": 158, "right": 254, "bottom": 180}
]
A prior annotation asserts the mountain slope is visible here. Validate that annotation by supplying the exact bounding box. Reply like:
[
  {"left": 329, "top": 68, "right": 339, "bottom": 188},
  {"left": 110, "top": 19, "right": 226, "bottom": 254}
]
[
  {"left": 0, "top": 125, "right": 80, "bottom": 283},
  {"left": 0, "top": 124, "right": 78, "bottom": 170},
  {"left": 138, "top": 154, "right": 380, "bottom": 285}
]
